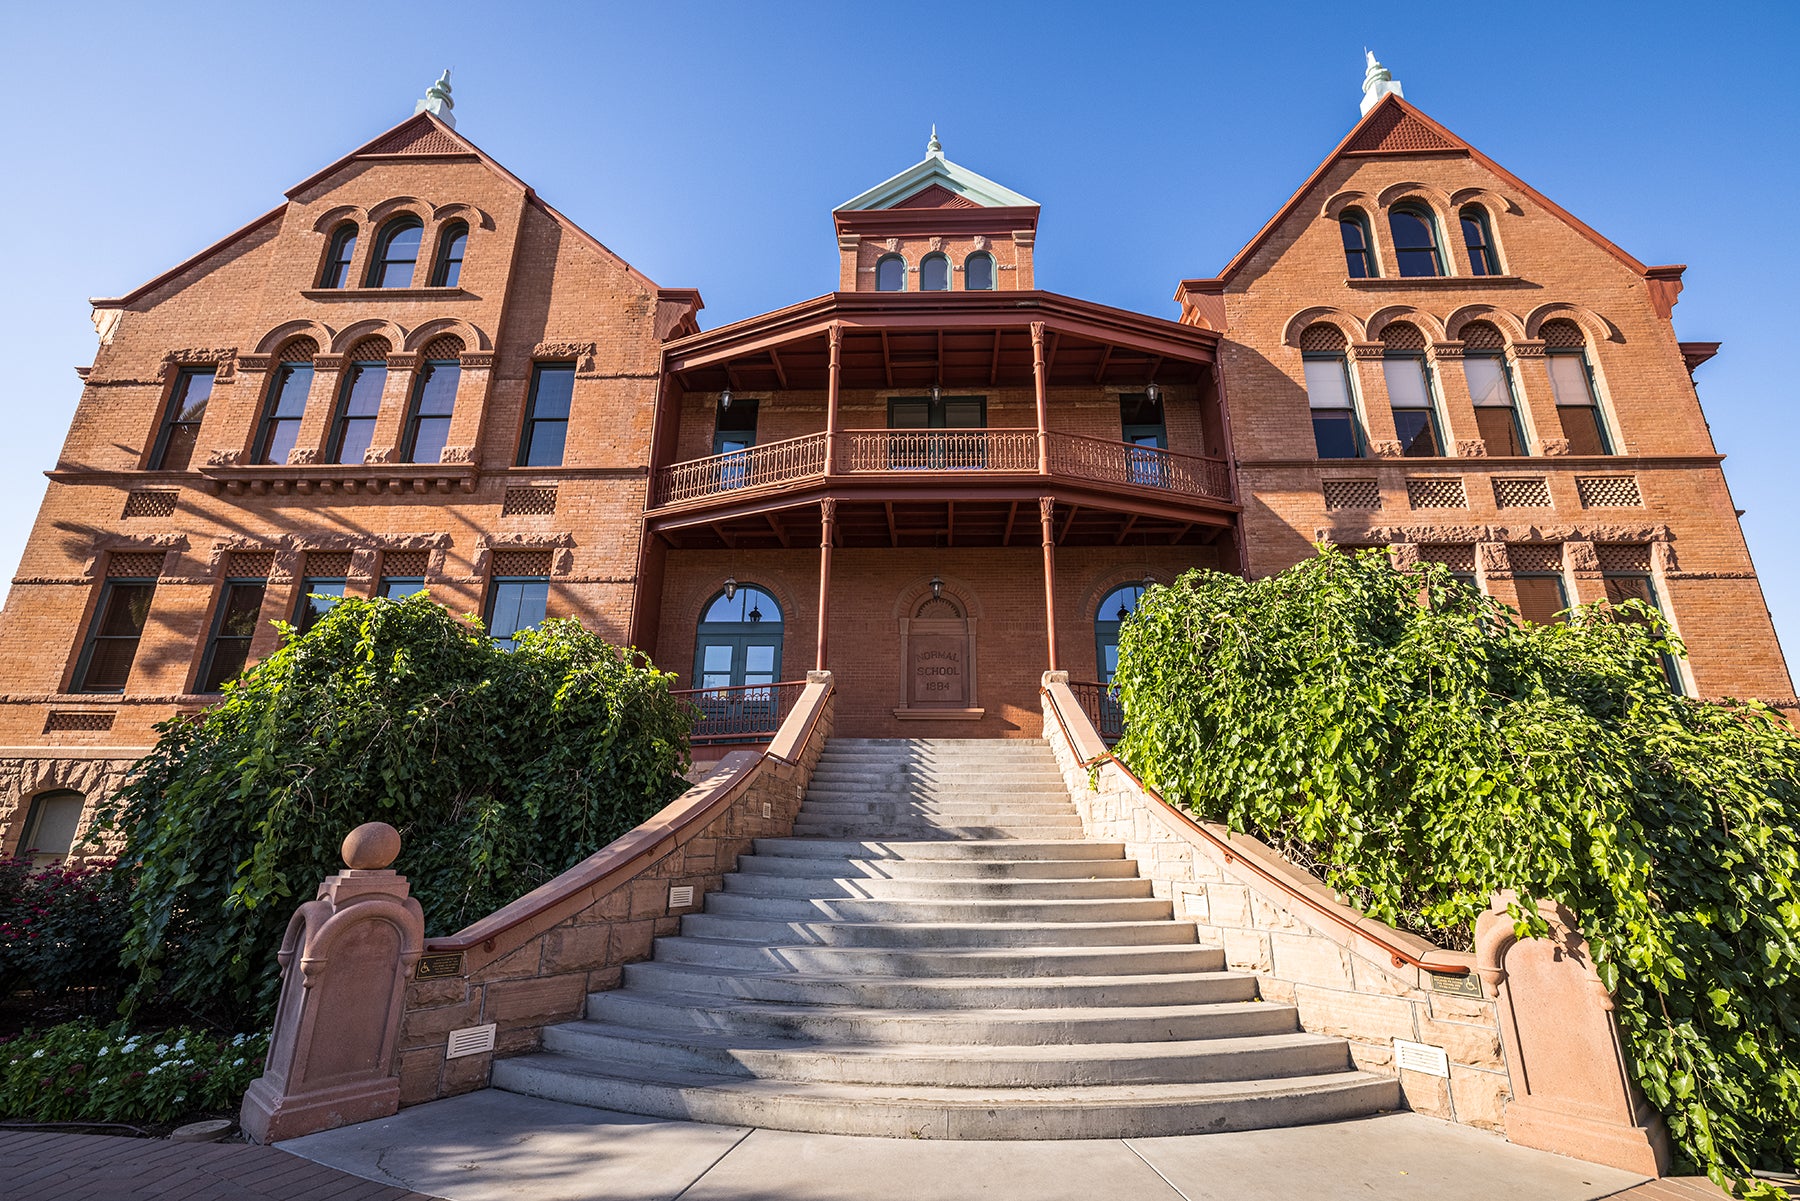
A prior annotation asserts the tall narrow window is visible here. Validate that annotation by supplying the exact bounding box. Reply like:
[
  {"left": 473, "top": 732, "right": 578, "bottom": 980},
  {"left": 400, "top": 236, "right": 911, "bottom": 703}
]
[
  {"left": 964, "top": 251, "right": 995, "bottom": 290},
  {"left": 320, "top": 225, "right": 357, "bottom": 288},
  {"left": 1598, "top": 544, "right": 1682, "bottom": 693},
  {"left": 254, "top": 342, "right": 317, "bottom": 465},
  {"left": 429, "top": 221, "right": 467, "bottom": 287},
  {"left": 328, "top": 352, "right": 388, "bottom": 464},
  {"left": 1094, "top": 584, "right": 1148, "bottom": 685},
  {"left": 401, "top": 358, "right": 460, "bottom": 464},
  {"left": 198, "top": 579, "right": 267, "bottom": 692},
  {"left": 1339, "top": 210, "right": 1375, "bottom": 278},
  {"left": 18, "top": 790, "right": 85, "bottom": 862},
  {"left": 1511, "top": 545, "right": 1568, "bottom": 626},
  {"left": 1542, "top": 319, "right": 1613, "bottom": 454},
  {"left": 518, "top": 362, "right": 574, "bottom": 467},
  {"left": 1300, "top": 325, "right": 1363, "bottom": 459},
  {"left": 74, "top": 576, "right": 157, "bottom": 693},
  {"left": 714, "top": 395, "right": 759, "bottom": 490},
  {"left": 150, "top": 368, "right": 215, "bottom": 471},
  {"left": 1388, "top": 205, "right": 1443, "bottom": 277},
  {"left": 367, "top": 216, "right": 423, "bottom": 288},
  {"left": 1460, "top": 206, "right": 1499, "bottom": 276},
  {"left": 920, "top": 252, "right": 950, "bottom": 291},
  {"left": 295, "top": 577, "right": 346, "bottom": 633},
  {"left": 1462, "top": 322, "right": 1528, "bottom": 456},
  {"left": 876, "top": 254, "right": 906, "bottom": 291},
  {"left": 486, "top": 552, "right": 552, "bottom": 651},
  {"left": 1380, "top": 324, "right": 1442, "bottom": 457},
  {"left": 1120, "top": 392, "right": 1168, "bottom": 487}
]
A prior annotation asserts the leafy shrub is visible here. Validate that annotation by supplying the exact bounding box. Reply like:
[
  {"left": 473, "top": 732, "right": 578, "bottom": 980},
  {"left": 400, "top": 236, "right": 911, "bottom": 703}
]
[
  {"left": 99, "top": 596, "right": 694, "bottom": 1028},
  {"left": 0, "top": 855, "right": 128, "bottom": 1004},
  {"left": 1114, "top": 548, "right": 1800, "bottom": 1195},
  {"left": 0, "top": 1021, "right": 267, "bottom": 1124}
]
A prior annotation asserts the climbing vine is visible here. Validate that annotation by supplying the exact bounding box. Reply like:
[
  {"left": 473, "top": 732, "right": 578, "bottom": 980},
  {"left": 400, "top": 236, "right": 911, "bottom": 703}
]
[{"left": 1114, "top": 547, "right": 1800, "bottom": 1196}]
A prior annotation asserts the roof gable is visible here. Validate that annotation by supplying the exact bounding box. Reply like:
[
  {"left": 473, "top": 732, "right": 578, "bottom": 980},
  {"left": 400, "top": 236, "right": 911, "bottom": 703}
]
[{"left": 835, "top": 142, "right": 1038, "bottom": 213}]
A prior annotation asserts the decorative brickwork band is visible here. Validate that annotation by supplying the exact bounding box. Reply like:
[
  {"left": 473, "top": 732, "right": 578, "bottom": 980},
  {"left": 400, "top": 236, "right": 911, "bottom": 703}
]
[
  {"left": 501, "top": 486, "right": 558, "bottom": 517},
  {"left": 1406, "top": 477, "right": 1468, "bottom": 510},
  {"left": 122, "top": 490, "right": 178, "bottom": 519},
  {"left": 1576, "top": 476, "right": 1643, "bottom": 508},
  {"left": 1322, "top": 479, "right": 1382, "bottom": 512},
  {"left": 1493, "top": 478, "right": 1552, "bottom": 509}
]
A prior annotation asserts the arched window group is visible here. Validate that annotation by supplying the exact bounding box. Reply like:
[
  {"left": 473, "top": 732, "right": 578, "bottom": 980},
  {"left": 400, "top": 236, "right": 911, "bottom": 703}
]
[
  {"left": 1334, "top": 201, "right": 1501, "bottom": 280},
  {"left": 874, "top": 249, "right": 997, "bottom": 291},
  {"left": 317, "top": 212, "right": 472, "bottom": 290}
]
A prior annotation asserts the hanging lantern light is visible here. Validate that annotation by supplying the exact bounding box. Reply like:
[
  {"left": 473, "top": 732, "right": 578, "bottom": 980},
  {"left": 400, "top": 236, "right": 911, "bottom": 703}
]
[
  {"left": 1144, "top": 380, "right": 1162, "bottom": 404},
  {"left": 930, "top": 575, "right": 944, "bottom": 598},
  {"left": 722, "top": 576, "right": 737, "bottom": 601},
  {"left": 720, "top": 387, "right": 734, "bottom": 410},
  {"left": 930, "top": 382, "right": 943, "bottom": 403}
]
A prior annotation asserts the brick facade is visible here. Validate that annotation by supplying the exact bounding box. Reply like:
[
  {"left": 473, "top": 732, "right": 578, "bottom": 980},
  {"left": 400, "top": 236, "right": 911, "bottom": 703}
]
[{"left": 0, "top": 92, "right": 1789, "bottom": 847}]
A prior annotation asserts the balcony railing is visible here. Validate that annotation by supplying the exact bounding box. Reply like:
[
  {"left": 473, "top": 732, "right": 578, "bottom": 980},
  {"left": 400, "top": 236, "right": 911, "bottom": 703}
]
[
  {"left": 650, "top": 429, "right": 1231, "bottom": 508},
  {"left": 673, "top": 680, "right": 807, "bottom": 744},
  {"left": 1067, "top": 680, "right": 1125, "bottom": 743}
]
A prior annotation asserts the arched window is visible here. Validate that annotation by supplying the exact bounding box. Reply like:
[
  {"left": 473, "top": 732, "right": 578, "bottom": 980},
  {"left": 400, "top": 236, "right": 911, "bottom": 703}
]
[
  {"left": 1388, "top": 205, "right": 1443, "bottom": 277},
  {"left": 1299, "top": 324, "right": 1363, "bottom": 459},
  {"left": 430, "top": 221, "right": 468, "bottom": 288},
  {"left": 254, "top": 338, "right": 319, "bottom": 464},
  {"left": 876, "top": 254, "right": 906, "bottom": 291},
  {"left": 695, "top": 585, "right": 784, "bottom": 692},
  {"left": 1461, "top": 322, "right": 1528, "bottom": 455},
  {"left": 328, "top": 339, "right": 390, "bottom": 464},
  {"left": 18, "top": 789, "right": 85, "bottom": 861},
  {"left": 1095, "top": 583, "right": 1149, "bottom": 685},
  {"left": 920, "top": 252, "right": 950, "bottom": 291},
  {"left": 1541, "top": 319, "right": 1614, "bottom": 455},
  {"left": 402, "top": 336, "right": 463, "bottom": 464},
  {"left": 1379, "top": 323, "right": 1443, "bottom": 457},
  {"left": 1339, "top": 210, "right": 1375, "bottom": 278},
  {"left": 320, "top": 225, "right": 358, "bottom": 289},
  {"left": 1460, "top": 206, "right": 1499, "bottom": 276},
  {"left": 964, "top": 251, "right": 995, "bottom": 290},
  {"left": 367, "top": 217, "right": 423, "bottom": 288}
]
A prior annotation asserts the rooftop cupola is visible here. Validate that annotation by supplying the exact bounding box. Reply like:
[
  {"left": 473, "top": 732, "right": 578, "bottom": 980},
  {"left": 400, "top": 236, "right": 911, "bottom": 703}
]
[
  {"left": 415, "top": 69, "right": 456, "bottom": 128},
  {"left": 832, "top": 129, "right": 1041, "bottom": 292},
  {"left": 1360, "top": 51, "right": 1403, "bottom": 116}
]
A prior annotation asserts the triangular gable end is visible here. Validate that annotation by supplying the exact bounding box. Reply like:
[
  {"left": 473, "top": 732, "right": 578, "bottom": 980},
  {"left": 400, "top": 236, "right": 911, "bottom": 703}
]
[
  {"left": 893, "top": 184, "right": 982, "bottom": 210},
  {"left": 362, "top": 118, "right": 470, "bottom": 157},
  {"left": 835, "top": 152, "right": 1039, "bottom": 213},
  {"left": 1343, "top": 102, "right": 1458, "bottom": 155}
]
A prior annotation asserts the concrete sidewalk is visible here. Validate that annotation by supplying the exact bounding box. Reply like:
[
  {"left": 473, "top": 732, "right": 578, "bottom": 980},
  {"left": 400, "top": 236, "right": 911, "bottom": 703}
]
[{"left": 280, "top": 1089, "right": 1670, "bottom": 1201}]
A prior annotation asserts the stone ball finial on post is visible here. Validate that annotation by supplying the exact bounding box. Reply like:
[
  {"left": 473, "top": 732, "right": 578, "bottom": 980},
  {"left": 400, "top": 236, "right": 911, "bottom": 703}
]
[{"left": 342, "top": 821, "right": 401, "bottom": 870}]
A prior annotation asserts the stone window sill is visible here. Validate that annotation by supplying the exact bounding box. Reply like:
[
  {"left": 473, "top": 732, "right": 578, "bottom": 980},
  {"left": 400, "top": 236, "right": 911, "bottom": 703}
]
[
  {"left": 300, "top": 286, "right": 472, "bottom": 301},
  {"left": 1345, "top": 275, "right": 1525, "bottom": 288}
]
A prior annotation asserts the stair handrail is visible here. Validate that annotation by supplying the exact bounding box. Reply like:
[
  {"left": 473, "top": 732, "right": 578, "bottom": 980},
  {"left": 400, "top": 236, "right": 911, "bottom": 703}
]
[{"left": 1039, "top": 674, "right": 1471, "bottom": 977}]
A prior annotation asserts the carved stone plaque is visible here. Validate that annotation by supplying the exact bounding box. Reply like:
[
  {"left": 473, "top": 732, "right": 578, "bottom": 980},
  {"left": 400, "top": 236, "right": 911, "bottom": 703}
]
[{"left": 909, "top": 626, "right": 968, "bottom": 708}]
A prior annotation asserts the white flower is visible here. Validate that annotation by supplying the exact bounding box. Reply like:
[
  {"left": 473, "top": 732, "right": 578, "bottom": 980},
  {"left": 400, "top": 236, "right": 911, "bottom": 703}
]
[
  {"left": 233, "top": 1058, "right": 246, "bottom": 1067},
  {"left": 152, "top": 1044, "right": 169, "bottom": 1055},
  {"left": 31, "top": 1050, "right": 44, "bottom": 1059},
  {"left": 96, "top": 1047, "right": 109, "bottom": 1057}
]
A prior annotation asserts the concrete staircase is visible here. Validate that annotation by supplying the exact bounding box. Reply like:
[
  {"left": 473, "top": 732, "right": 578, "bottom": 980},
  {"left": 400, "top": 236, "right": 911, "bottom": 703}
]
[{"left": 492, "top": 738, "right": 1399, "bottom": 1138}]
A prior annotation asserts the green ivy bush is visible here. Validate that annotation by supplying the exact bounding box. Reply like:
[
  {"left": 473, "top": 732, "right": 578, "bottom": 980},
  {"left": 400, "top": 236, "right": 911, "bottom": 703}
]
[
  {"left": 1113, "top": 547, "right": 1800, "bottom": 1196},
  {"left": 0, "top": 1021, "right": 268, "bottom": 1124},
  {"left": 0, "top": 855, "right": 128, "bottom": 1005},
  {"left": 98, "top": 595, "right": 694, "bottom": 1029}
]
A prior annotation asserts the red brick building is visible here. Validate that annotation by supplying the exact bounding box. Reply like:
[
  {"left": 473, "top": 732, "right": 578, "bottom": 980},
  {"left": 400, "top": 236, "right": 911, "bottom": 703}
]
[{"left": 2, "top": 64, "right": 1790, "bottom": 857}]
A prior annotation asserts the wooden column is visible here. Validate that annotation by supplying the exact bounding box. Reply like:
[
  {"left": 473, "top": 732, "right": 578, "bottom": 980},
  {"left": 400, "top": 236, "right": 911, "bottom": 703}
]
[
  {"left": 1039, "top": 496, "right": 1059, "bottom": 671},
  {"left": 816, "top": 497, "right": 836, "bottom": 672},
  {"left": 825, "top": 324, "right": 843, "bottom": 475},
  {"left": 1031, "top": 321, "right": 1049, "bottom": 474}
]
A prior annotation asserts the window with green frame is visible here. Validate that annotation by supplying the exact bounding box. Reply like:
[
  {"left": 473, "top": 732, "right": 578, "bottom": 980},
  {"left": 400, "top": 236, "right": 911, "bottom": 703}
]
[
  {"left": 1300, "top": 324, "right": 1364, "bottom": 459},
  {"left": 1541, "top": 320, "right": 1614, "bottom": 455},
  {"left": 694, "top": 585, "right": 783, "bottom": 691}
]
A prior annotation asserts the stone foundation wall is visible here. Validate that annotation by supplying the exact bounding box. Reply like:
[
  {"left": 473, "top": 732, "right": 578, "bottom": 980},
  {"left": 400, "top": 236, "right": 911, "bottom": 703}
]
[
  {"left": 1042, "top": 682, "right": 1511, "bottom": 1131},
  {"left": 0, "top": 750, "right": 146, "bottom": 859}
]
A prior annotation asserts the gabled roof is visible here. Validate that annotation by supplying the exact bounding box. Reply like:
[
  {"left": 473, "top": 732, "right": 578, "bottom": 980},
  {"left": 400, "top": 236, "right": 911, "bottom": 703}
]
[
  {"left": 835, "top": 133, "right": 1038, "bottom": 212},
  {"left": 1192, "top": 94, "right": 1653, "bottom": 291},
  {"left": 91, "top": 111, "right": 695, "bottom": 315}
]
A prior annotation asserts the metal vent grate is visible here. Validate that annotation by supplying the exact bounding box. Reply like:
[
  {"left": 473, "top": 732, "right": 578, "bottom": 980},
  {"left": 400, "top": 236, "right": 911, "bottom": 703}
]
[
  {"left": 1406, "top": 477, "right": 1467, "bottom": 510},
  {"left": 122, "top": 490, "right": 178, "bottom": 519},
  {"left": 1492, "top": 477, "right": 1551, "bottom": 509},
  {"left": 45, "top": 710, "right": 115, "bottom": 733},
  {"left": 669, "top": 885, "right": 695, "bottom": 909},
  {"left": 502, "top": 486, "right": 559, "bottom": 517},
  {"left": 1576, "top": 476, "right": 1642, "bottom": 508},
  {"left": 445, "top": 1023, "right": 497, "bottom": 1059},
  {"left": 1393, "top": 1039, "right": 1450, "bottom": 1078},
  {"left": 1322, "top": 479, "right": 1381, "bottom": 511}
]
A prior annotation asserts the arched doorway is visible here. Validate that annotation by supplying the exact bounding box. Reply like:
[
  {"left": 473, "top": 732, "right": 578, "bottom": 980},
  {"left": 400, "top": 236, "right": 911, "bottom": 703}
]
[
  {"left": 1094, "top": 582, "right": 1149, "bottom": 685},
  {"left": 694, "top": 584, "right": 784, "bottom": 690}
]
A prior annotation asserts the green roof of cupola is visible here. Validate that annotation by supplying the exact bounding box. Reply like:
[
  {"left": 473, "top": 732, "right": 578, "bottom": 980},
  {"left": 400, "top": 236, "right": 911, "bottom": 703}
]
[{"left": 834, "top": 127, "right": 1039, "bottom": 212}]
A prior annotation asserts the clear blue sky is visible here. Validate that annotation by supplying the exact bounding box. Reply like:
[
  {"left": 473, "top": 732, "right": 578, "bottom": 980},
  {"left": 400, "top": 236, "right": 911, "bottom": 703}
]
[{"left": 3, "top": 2, "right": 1797, "bottom": 681}]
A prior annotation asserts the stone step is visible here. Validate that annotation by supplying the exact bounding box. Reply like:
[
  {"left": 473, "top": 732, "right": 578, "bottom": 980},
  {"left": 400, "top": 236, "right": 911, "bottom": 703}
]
[
  {"left": 618, "top": 961, "right": 1250, "bottom": 1008},
  {"left": 719, "top": 873, "right": 1153, "bottom": 902},
  {"left": 822, "top": 738, "right": 1050, "bottom": 749},
  {"left": 752, "top": 838, "right": 1127, "bottom": 862},
  {"left": 491, "top": 1055, "right": 1401, "bottom": 1140},
  {"left": 648, "top": 936, "right": 1225, "bottom": 978},
  {"left": 806, "top": 772, "right": 1068, "bottom": 788},
  {"left": 799, "top": 790, "right": 1075, "bottom": 805},
  {"left": 540, "top": 1022, "right": 1351, "bottom": 1088},
  {"left": 798, "top": 798, "right": 1077, "bottom": 814},
  {"left": 732, "top": 855, "right": 1140, "bottom": 881},
  {"left": 790, "top": 822, "right": 1081, "bottom": 840},
  {"left": 702, "top": 891, "right": 1175, "bottom": 924},
  {"left": 585, "top": 989, "right": 1298, "bottom": 1046},
  {"left": 675, "top": 913, "right": 1194, "bottom": 948}
]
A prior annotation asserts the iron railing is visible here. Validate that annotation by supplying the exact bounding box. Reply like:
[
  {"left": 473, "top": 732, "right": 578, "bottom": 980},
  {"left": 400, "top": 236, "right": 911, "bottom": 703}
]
[
  {"left": 653, "top": 433, "right": 829, "bottom": 506},
  {"left": 837, "top": 428, "right": 1039, "bottom": 474},
  {"left": 1067, "top": 680, "right": 1125, "bottom": 743},
  {"left": 673, "top": 680, "right": 807, "bottom": 744},
  {"left": 1046, "top": 432, "right": 1232, "bottom": 501}
]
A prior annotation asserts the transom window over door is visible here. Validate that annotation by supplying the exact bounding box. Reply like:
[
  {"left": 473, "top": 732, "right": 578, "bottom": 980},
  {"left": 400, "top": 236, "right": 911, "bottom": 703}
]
[{"left": 695, "top": 585, "right": 783, "bottom": 690}]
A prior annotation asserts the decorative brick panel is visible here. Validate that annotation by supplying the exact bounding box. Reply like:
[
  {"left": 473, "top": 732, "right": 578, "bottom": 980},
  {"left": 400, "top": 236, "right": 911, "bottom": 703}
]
[
  {"left": 1492, "top": 477, "right": 1551, "bottom": 509},
  {"left": 44, "top": 711, "right": 115, "bottom": 733},
  {"left": 278, "top": 337, "right": 319, "bottom": 362},
  {"left": 421, "top": 335, "right": 465, "bottom": 360},
  {"left": 382, "top": 550, "right": 430, "bottom": 578},
  {"left": 121, "top": 490, "right": 178, "bottom": 519},
  {"left": 303, "top": 551, "right": 354, "bottom": 578},
  {"left": 1576, "top": 476, "right": 1643, "bottom": 508},
  {"left": 1461, "top": 322, "right": 1505, "bottom": 351},
  {"left": 502, "top": 486, "right": 559, "bottom": 517},
  {"left": 1379, "top": 323, "right": 1426, "bottom": 352},
  {"left": 1595, "top": 544, "right": 1652, "bottom": 574},
  {"left": 1417, "top": 543, "right": 1476, "bottom": 573},
  {"left": 1322, "top": 479, "right": 1381, "bottom": 511},
  {"left": 1406, "top": 477, "right": 1467, "bottom": 510},
  {"left": 491, "top": 549, "right": 553, "bottom": 577},
  {"left": 1345, "top": 104, "right": 1457, "bottom": 154},
  {"left": 107, "top": 551, "right": 165, "bottom": 578},
  {"left": 225, "top": 551, "right": 274, "bottom": 578},
  {"left": 1299, "top": 324, "right": 1347, "bottom": 353},
  {"left": 1539, "top": 319, "right": 1585, "bottom": 349},
  {"left": 1508, "top": 544, "right": 1564, "bottom": 573}
]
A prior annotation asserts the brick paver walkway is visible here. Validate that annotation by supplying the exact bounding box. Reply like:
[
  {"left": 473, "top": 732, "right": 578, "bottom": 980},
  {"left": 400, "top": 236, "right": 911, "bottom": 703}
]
[{"left": 0, "top": 1131, "right": 441, "bottom": 1201}]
